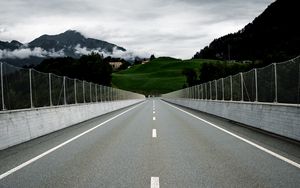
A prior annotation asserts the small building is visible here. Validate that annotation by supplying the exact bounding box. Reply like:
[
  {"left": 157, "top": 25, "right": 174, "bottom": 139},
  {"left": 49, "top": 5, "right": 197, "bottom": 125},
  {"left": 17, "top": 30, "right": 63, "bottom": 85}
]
[
  {"left": 109, "top": 62, "right": 123, "bottom": 70},
  {"left": 142, "top": 60, "right": 149, "bottom": 64}
]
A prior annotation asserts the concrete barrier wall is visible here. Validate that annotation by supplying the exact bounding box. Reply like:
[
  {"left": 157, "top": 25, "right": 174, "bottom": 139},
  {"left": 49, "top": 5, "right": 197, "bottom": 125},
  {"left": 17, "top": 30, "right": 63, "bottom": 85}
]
[
  {"left": 0, "top": 99, "right": 144, "bottom": 150},
  {"left": 164, "top": 98, "right": 300, "bottom": 141}
]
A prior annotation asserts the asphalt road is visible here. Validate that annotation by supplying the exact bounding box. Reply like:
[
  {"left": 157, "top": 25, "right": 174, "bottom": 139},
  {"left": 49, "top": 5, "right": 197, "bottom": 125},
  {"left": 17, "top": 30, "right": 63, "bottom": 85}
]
[{"left": 0, "top": 99, "right": 299, "bottom": 188}]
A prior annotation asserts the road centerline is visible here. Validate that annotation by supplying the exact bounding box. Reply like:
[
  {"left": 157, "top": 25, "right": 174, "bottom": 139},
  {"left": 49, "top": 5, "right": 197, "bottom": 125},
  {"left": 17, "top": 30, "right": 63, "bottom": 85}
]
[
  {"left": 151, "top": 177, "right": 159, "bottom": 188},
  {"left": 152, "top": 129, "right": 157, "bottom": 138}
]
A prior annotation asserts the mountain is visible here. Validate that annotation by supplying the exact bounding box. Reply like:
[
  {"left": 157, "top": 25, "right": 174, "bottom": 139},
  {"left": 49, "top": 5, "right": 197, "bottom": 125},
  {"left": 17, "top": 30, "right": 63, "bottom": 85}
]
[
  {"left": 0, "top": 30, "right": 126, "bottom": 66},
  {"left": 0, "top": 40, "right": 23, "bottom": 50},
  {"left": 193, "top": 0, "right": 300, "bottom": 63},
  {"left": 28, "top": 30, "right": 126, "bottom": 56}
]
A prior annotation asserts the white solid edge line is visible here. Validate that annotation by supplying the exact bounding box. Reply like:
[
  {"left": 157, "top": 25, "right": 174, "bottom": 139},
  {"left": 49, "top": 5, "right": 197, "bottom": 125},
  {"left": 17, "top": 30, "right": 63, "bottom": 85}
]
[
  {"left": 162, "top": 100, "right": 300, "bottom": 169},
  {"left": 151, "top": 177, "right": 159, "bottom": 188},
  {"left": 0, "top": 101, "right": 146, "bottom": 180},
  {"left": 152, "top": 129, "right": 157, "bottom": 138}
]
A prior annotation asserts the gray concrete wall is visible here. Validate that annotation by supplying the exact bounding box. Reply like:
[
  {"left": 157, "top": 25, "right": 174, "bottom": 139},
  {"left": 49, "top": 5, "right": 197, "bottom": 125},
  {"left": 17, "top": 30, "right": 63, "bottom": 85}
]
[
  {"left": 164, "top": 98, "right": 300, "bottom": 141},
  {"left": 0, "top": 99, "right": 144, "bottom": 150}
]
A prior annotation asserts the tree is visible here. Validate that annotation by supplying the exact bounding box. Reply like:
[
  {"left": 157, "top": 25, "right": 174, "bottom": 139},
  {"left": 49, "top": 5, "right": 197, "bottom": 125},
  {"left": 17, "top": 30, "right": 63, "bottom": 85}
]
[
  {"left": 150, "top": 54, "right": 156, "bottom": 60},
  {"left": 35, "top": 53, "right": 112, "bottom": 86},
  {"left": 182, "top": 68, "right": 197, "bottom": 87}
]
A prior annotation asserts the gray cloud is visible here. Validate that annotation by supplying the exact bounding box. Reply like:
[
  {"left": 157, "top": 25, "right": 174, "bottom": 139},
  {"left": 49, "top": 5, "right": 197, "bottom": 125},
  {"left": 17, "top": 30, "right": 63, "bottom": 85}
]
[
  {"left": 74, "top": 44, "right": 150, "bottom": 61},
  {"left": 0, "top": 48, "right": 65, "bottom": 59},
  {"left": 0, "top": 0, "right": 275, "bottom": 59}
]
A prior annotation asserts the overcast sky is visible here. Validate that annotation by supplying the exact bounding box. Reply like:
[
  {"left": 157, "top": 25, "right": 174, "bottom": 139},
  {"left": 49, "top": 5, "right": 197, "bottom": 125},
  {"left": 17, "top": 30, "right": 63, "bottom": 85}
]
[{"left": 0, "top": 0, "right": 275, "bottom": 59}]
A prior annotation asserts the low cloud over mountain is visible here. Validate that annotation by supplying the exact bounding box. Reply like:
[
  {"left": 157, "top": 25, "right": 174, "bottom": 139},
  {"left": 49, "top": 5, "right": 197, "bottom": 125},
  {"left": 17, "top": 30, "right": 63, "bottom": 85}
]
[{"left": 0, "top": 30, "right": 147, "bottom": 66}]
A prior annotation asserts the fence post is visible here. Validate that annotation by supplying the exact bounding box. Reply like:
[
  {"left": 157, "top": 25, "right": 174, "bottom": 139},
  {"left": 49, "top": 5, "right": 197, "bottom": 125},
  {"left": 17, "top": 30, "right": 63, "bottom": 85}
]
[
  {"left": 111, "top": 88, "right": 114, "bottom": 101},
  {"left": 255, "top": 69, "right": 258, "bottom": 102},
  {"left": 230, "top": 76, "right": 233, "bottom": 101},
  {"left": 63, "top": 76, "right": 66, "bottom": 105},
  {"left": 205, "top": 83, "right": 208, "bottom": 99},
  {"left": 274, "top": 63, "right": 278, "bottom": 103},
  {"left": 109, "top": 87, "right": 111, "bottom": 101},
  {"left": 74, "top": 79, "right": 77, "bottom": 104},
  {"left": 240, "top": 73, "right": 244, "bottom": 101},
  {"left": 89, "top": 82, "right": 92, "bottom": 102},
  {"left": 197, "top": 85, "right": 200, "bottom": 99},
  {"left": 215, "top": 80, "right": 217, "bottom": 100},
  {"left": 83, "top": 81, "right": 85, "bottom": 103},
  {"left": 210, "top": 81, "right": 212, "bottom": 100},
  {"left": 222, "top": 78, "right": 224, "bottom": 100},
  {"left": 29, "top": 69, "right": 33, "bottom": 108},
  {"left": 1, "top": 63, "right": 5, "bottom": 110},
  {"left": 49, "top": 73, "right": 52, "bottom": 106},
  {"left": 95, "top": 84, "right": 98, "bottom": 102},
  {"left": 201, "top": 84, "right": 203, "bottom": 99},
  {"left": 101, "top": 86, "right": 103, "bottom": 102},
  {"left": 193, "top": 86, "right": 195, "bottom": 99}
]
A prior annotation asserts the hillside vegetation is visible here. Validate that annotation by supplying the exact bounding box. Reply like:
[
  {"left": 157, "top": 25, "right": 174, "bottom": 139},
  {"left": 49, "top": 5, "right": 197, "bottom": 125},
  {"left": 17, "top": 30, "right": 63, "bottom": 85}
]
[
  {"left": 194, "top": 0, "right": 299, "bottom": 63},
  {"left": 112, "top": 57, "right": 225, "bottom": 95}
]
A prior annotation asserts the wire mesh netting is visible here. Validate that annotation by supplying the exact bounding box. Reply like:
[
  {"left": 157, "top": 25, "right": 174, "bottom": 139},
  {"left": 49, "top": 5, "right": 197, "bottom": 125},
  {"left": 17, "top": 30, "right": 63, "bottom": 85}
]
[
  {"left": 163, "top": 56, "right": 300, "bottom": 105},
  {"left": 2, "top": 63, "right": 31, "bottom": 110},
  {"left": 217, "top": 79, "right": 223, "bottom": 100},
  {"left": 32, "top": 70, "right": 50, "bottom": 107},
  {"left": 211, "top": 81, "right": 216, "bottom": 100},
  {"left": 232, "top": 74, "right": 242, "bottom": 101},
  {"left": 243, "top": 70, "right": 256, "bottom": 102},
  {"left": 203, "top": 83, "right": 207, "bottom": 99},
  {"left": 84, "top": 81, "right": 90, "bottom": 103},
  {"left": 90, "top": 83, "right": 96, "bottom": 102},
  {"left": 257, "top": 64, "right": 275, "bottom": 102},
  {"left": 98, "top": 85, "right": 102, "bottom": 102},
  {"left": 224, "top": 77, "right": 231, "bottom": 100},
  {"left": 277, "top": 57, "right": 300, "bottom": 103},
  {"left": 51, "top": 74, "right": 64, "bottom": 106},
  {"left": 206, "top": 82, "right": 211, "bottom": 99},
  {"left": 65, "top": 77, "right": 75, "bottom": 104},
  {"left": 0, "top": 62, "right": 144, "bottom": 111},
  {"left": 76, "top": 80, "right": 84, "bottom": 103}
]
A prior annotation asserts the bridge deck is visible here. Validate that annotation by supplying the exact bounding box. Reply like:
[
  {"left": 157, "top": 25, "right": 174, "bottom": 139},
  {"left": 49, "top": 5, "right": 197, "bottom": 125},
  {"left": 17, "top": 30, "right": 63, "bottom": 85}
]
[{"left": 0, "top": 99, "right": 299, "bottom": 187}]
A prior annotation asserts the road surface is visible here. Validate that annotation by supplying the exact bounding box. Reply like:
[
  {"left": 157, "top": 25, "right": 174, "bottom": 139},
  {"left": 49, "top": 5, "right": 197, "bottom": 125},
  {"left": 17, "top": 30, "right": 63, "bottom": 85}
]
[{"left": 0, "top": 99, "right": 299, "bottom": 187}]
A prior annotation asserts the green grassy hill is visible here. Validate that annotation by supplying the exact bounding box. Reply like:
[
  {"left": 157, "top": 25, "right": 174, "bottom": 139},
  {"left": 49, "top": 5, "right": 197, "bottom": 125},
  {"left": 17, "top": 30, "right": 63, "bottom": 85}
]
[{"left": 112, "top": 57, "right": 222, "bottom": 95}]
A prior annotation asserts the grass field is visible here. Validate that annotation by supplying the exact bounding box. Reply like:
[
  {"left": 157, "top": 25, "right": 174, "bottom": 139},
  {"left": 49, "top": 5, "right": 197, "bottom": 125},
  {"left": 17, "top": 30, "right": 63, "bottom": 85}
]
[{"left": 112, "top": 57, "right": 222, "bottom": 95}]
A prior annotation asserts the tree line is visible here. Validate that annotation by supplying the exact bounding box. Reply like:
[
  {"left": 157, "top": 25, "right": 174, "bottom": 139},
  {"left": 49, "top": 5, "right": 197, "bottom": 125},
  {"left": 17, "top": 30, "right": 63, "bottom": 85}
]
[{"left": 34, "top": 53, "right": 113, "bottom": 86}]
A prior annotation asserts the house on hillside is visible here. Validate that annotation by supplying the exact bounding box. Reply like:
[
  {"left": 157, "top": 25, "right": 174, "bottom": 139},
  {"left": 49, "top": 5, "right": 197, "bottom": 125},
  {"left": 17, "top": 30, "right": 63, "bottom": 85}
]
[
  {"left": 109, "top": 62, "right": 123, "bottom": 70},
  {"left": 142, "top": 60, "right": 149, "bottom": 64}
]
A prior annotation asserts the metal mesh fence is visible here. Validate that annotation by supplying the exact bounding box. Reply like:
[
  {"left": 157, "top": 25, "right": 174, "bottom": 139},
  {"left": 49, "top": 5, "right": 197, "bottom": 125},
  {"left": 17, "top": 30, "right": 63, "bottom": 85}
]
[
  {"left": 65, "top": 77, "right": 75, "bottom": 104},
  {"left": 257, "top": 64, "right": 275, "bottom": 102},
  {"left": 277, "top": 57, "right": 300, "bottom": 103},
  {"left": 32, "top": 69, "right": 50, "bottom": 107},
  {"left": 211, "top": 81, "right": 216, "bottom": 100},
  {"left": 162, "top": 55, "right": 300, "bottom": 105},
  {"left": 84, "top": 81, "right": 90, "bottom": 103},
  {"left": 2, "top": 63, "right": 30, "bottom": 110},
  {"left": 90, "top": 83, "right": 96, "bottom": 102},
  {"left": 232, "top": 74, "right": 242, "bottom": 101},
  {"left": 243, "top": 70, "right": 256, "bottom": 102},
  {"left": 0, "top": 62, "right": 144, "bottom": 111},
  {"left": 76, "top": 80, "right": 84, "bottom": 103},
  {"left": 217, "top": 79, "right": 223, "bottom": 100},
  {"left": 51, "top": 74, "right": 64, "bottom": 106},
  {"left": 207, "top": 82, "right": 211, "bottom": 100},
  {"left": 224, "top": 77, "right": 231, "bottom": 100},
  {"left": 203, "top": 83, "right": 207, "bottom": 99}
]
